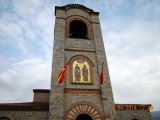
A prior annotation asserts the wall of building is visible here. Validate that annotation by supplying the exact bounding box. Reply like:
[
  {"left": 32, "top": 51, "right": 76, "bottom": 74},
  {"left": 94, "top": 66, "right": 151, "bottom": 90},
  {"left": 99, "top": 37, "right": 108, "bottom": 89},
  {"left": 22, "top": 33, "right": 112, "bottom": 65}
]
[
  {"left": 0, "top": 111, "right": 49, "bottom": 120},
  {"left": 116, "top": 110, "right": 152, "bottom": 120},
  {"left": 33, "top": 91, "right": 50, "bottom": 103}
]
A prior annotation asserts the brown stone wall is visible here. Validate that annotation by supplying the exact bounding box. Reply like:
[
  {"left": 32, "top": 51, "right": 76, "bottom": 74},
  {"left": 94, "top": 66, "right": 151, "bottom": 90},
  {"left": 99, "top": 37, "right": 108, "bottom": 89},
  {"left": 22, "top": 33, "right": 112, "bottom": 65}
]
[
  {"left": 51, "top": 4, "right": 117, "bottom": 120},
  {"left": 33, "top": 92, "right": 50, "bottom": 103},
  {"left": 116, "top": 110, "right": 152, "bottom": 120},
  {"left": 64, "top": 39, "right": 99, "bottom": 89},
  {"left": 66, "top": 8, "right": 91, "bottom": 21},
  {"left": 91, "top": 14, "right": 116, "bottom": 120},
  {"left": 64, "top": 93, "right": 103, "bottom": 112},
  {"left": 65, "top": 38, "right": 95, "bottom": 51},
  {"left": 0, "top": 111, "right": 48, "bottom": 120},
  {"left": 49, "top": 8, "right": 66, "bottom": 119}
]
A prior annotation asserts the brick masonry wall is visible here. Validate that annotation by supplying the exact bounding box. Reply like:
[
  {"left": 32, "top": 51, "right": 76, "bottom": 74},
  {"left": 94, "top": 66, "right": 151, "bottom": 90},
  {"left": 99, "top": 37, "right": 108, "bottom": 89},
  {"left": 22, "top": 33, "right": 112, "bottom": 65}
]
[
  {"left": 65, "top": 38, "right": 95, "bottom": 51},
  {"left": 116, "top": 110, "right": 152, "bottom": 120},
  {"left": 49, "top": 9, "right": 66, "bottom": 119},
  {"left": 91, "top": 13, "right": 116, "bottom": 120},
  {"left": 64, "top": 94, "right": 103, "bottom": 111},
  {"left": 33, "top": 92, "right": 50, "bottom": 103},
  {"left": 63, "top": 8, "right": 105, "bottom": 119},
  {"left": 50, "top": 5, "right": 117, "bottom": 120},
  {"left": 0, "top": 111, "right": 49, "bottom": 120},
  {"left": 66, "top": 8, "right": 91, "bottom": 21}
]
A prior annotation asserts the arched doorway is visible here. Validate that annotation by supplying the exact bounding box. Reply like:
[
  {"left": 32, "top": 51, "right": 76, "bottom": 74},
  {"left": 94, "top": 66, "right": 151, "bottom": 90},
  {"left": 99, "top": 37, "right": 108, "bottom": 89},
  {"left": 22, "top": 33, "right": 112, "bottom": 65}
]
[
  {"left": 76, "top": 114, "right": 92, "bottom": 120},
  {"left": 0, "top": 117, "right": 10, "bottom": 120},
  {"left": 64, "top": 101, "right": 104, "bottom": 120}
]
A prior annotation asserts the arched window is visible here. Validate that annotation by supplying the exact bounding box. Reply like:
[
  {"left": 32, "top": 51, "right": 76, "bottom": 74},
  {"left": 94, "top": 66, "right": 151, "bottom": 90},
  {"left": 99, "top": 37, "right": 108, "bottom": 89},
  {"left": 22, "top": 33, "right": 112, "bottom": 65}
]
[
  {"left": 69, "top": 20, "right": 88, "bottom": 39},
  {"left": 0, "top": 117, "right": 10, "bottom": 120}
]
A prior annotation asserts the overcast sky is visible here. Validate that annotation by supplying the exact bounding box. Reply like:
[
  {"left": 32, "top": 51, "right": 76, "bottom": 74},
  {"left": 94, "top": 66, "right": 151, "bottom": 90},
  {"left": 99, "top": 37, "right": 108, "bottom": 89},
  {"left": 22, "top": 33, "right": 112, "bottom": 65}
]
[{"left": 0, "top": 0, "right": 160, "bottom": 111}]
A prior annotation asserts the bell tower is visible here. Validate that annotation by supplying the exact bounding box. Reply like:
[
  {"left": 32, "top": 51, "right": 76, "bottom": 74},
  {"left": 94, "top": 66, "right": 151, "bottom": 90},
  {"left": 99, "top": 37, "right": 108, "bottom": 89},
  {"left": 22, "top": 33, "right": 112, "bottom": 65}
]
[{"left": 49, "top": 4, "right": 116, "bottom": 120}]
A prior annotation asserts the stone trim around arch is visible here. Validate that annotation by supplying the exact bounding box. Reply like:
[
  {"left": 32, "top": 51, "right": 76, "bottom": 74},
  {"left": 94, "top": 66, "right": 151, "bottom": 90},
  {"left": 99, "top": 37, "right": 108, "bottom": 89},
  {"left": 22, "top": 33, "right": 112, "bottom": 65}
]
[
  {"left": 68, "top": 55, "right": 94, "bottom": 66},
  {"left": 130, "top": 116, "right": 141, "bottom": 120},
  {"left": 65, "top": 15, "right": 94, "bottom": 40},
  {"left": 0, "top": 115, "right": 13, "bottom": 120},
  {"left": 64, "top": 101, "right": 104, "bottom": 120}
]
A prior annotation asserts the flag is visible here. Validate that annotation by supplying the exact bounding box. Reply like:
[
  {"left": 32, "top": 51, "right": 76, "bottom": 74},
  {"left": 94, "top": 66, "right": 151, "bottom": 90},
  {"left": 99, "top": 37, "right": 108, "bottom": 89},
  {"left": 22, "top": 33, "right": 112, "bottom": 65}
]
[
  {"left": 99, "top": 62, "right": 104, "bottom": 84},
  {"left": 99, "top": 70, "right": 103, "bottom": 84},
  {"left": 58, "top": 63, "right": 67, "bottom": 84}
]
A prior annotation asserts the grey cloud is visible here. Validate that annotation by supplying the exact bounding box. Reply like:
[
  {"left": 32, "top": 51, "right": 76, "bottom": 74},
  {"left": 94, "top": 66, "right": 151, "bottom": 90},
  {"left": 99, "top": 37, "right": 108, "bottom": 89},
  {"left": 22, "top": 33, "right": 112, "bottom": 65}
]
[{"left": 0, "top": 58, "right": 51, "bottom": 103}]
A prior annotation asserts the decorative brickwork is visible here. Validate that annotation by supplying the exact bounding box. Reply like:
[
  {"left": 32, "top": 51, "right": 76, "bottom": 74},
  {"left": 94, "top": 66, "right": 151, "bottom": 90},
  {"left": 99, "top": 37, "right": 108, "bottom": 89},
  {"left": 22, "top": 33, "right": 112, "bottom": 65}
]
[
  {"left": 64, "top": 101, "right": 104, "bottom": 120},
  {"left": 114, "top": 104, "right": 152, "bottom": 111},
  {"left": 65, "top": 88, "right": 100, "bottom": 94},
  {"left": 65, "top": 48, "right": 96, "bottom": 53}
]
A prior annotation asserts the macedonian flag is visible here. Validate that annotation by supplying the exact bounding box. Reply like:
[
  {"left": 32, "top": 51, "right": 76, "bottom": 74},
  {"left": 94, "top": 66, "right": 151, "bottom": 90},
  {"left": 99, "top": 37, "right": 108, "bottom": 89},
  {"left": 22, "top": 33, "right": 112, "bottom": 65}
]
[{"left": 58, "top": 63, "right": 67, "bottom": 84}]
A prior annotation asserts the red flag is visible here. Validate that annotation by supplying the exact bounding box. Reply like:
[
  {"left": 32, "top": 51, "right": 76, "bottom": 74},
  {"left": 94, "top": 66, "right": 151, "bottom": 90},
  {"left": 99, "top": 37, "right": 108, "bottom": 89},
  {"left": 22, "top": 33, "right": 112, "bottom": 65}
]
[
  {"left": 99, "top": 62, "right": 104, "bottom": 84},
  {"left": 99, "top": 70, "right": 103, "bottom": 84},
  {"left": 58, "top": 63, "right": 67, "bottom": 84}
]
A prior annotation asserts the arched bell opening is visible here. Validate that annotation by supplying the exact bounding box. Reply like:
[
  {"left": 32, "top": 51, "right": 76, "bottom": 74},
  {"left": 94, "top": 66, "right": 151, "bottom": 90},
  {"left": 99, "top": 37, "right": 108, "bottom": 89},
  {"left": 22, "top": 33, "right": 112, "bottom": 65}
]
[{"left": 69, "top": 20, "right": 88, "bottom": 39}]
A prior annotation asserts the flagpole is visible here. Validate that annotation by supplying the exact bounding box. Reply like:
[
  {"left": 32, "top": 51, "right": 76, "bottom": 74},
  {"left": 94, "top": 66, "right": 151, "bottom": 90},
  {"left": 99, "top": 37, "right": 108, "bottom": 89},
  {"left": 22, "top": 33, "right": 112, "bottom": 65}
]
[
  {"left": 100, "top": 61, "right": 105, "bottom": 119},
  {"left": 64, "top": 58, "right": 67, "bottom": 91}
]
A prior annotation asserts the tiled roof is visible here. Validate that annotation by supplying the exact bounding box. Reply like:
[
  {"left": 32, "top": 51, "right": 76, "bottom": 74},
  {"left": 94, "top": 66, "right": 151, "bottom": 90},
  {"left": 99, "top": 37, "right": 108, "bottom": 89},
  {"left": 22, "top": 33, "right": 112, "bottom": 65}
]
[
  {"left": 33, "top": 89, "right": 50, "bottom": 92},
  {"left": 63, "top": 3, "right": 94, "bottom": 12},
  {"left": 55, "top": 4, "right": 99, "bottom": 15},
  {"left": 0, "top": 102, "right": 49, "bottom": 111}
]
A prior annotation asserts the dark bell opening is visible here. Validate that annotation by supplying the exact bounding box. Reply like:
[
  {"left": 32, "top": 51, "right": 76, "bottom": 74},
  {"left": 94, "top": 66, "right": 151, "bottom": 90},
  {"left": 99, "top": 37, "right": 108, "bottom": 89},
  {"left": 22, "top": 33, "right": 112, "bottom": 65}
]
[
  {"left": 69, "top": 20, "right": 88, "bottom": 39},
  {"left": 76, "top": 114, "right": 92, "bottom": 120},
  {"left": 132, "top": 119, "right": 139, "bottom": 120}
]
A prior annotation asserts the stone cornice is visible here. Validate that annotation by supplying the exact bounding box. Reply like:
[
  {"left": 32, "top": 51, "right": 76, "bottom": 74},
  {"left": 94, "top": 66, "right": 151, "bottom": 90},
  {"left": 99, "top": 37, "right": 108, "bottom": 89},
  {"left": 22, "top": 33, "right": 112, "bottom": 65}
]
[
  {"left": 65, "top": 48, "right": 96, "bottom": 53},
  {"left": 65, "top": 88, "right": 101, "bottom": 94}
]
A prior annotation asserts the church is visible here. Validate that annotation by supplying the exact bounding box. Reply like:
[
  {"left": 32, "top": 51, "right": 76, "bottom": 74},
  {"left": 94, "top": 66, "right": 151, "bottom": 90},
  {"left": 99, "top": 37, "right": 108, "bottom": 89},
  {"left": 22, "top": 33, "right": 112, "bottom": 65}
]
[{"left": 0, "top": 4, "right": 152, "bottom": 120}]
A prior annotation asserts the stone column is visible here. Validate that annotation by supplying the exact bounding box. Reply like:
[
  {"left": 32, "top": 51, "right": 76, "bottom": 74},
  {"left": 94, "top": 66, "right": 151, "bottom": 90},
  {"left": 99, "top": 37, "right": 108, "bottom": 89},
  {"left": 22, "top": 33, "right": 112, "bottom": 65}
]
[
  {"left": 49, "top": 9, "right": 66, "bottom": 120},
  {"left": 91, "top": 14, "right": 117, "bottom": 120}
]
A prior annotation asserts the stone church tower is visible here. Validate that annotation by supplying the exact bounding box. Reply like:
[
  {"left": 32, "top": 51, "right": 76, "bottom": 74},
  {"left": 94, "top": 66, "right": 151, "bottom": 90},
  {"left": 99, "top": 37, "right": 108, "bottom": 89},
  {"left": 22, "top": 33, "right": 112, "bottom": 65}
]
[
  {"left": 49, "top": 4, "right": 116, "bottom": 120},
  {"left": 0, "top": 3, "right": 152, "bottom": 120}
]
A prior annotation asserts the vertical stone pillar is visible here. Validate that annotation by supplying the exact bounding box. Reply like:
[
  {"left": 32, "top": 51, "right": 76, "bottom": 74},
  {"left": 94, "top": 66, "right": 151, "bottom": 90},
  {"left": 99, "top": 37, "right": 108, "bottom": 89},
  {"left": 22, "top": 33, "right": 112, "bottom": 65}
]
[
  {"left": 91, "top": 13, "right": 117, "bottom": 120},
  {"left": 49, "top": 8, "right": 66, "bottom": 120}
]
